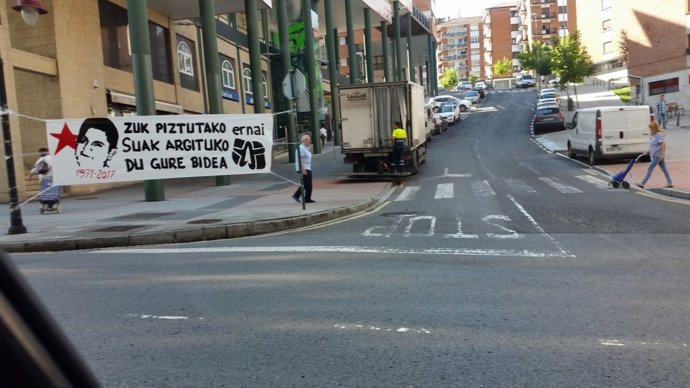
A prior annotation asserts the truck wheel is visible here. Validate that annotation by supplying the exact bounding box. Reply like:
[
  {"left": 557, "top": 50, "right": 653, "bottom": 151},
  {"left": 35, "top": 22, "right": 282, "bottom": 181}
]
[
  {"left": 411, "top": 152, "right": 420, "bottom": 175},
  {"left": 459, "top": 105, "right": 467, "bottom": 112}
]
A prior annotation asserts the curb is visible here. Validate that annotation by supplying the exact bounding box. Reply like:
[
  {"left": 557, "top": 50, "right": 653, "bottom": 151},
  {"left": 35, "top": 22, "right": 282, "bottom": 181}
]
[{"left": 1, "top": 183, "right": 396, "bottom": 253}]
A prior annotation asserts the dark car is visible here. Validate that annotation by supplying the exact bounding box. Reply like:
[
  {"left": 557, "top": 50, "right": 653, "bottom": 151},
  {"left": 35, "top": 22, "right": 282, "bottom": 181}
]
[{"left": 533, "top": 104, "right": 565, "bottom": 133}]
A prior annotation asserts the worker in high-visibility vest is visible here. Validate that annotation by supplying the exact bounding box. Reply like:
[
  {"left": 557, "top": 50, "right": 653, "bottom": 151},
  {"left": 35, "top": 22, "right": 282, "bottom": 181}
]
[{"left": 390, "top": 121, "right": 407, "bottom": 173}]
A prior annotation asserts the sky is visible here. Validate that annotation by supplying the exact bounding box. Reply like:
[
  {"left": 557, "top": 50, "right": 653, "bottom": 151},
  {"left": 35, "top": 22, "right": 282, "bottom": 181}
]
[{"left": 434, "top": 0, "right": 510, "bottom": 19}]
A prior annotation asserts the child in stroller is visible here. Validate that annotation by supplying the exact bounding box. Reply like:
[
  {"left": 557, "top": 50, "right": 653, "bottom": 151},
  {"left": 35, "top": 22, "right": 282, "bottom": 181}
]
[{"left": 29, "top": 147, "right": 61, "bottom": 214}]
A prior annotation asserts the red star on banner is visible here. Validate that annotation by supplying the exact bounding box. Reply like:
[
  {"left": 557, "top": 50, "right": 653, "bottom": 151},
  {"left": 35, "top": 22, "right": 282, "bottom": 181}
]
[{"left": 50, "top": 123, "right": 78, "bottom": 155}]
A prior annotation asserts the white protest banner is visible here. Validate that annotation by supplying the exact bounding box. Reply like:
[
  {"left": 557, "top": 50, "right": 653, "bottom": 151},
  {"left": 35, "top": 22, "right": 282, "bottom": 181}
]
[{"left": 45, "top": 114, "right": 273, "bottom": 185}]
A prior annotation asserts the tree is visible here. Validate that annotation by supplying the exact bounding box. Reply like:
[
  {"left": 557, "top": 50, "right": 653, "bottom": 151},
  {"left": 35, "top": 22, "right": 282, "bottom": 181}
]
[
  {"left": 516, "top": 41, "right": 552, "bottom": 84},
  {"left": 492, "top": 57, "right": 512, "bottom": 78},
  {"left": 550, "top": 31, "right": 596, "bottom": 108},
  {"left": 439, "top": 68, "right": 459, "bottom": 90},
  {"left": 618, "top": 29, "right": 630, "bottom": 67}
]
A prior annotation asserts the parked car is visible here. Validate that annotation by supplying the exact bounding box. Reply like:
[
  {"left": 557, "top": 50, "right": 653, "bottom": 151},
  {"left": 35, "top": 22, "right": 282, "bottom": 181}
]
[
  {"left": 437, "top": 103, "right": 460, "bottom": 125},
  {"left": 462, "top": 90, "right": 481, "bottom": 104},
  {"left": 533, "top": 104, "right": 565, "bottom": 133},
  {"left": 459, "top": 81, "right": 472, "bottom": 90},
  {"left": 516, "top": 74, "right": 536, "bottom": 88},
  {"left": 428, "top": 113, "right": 448, "bottom": 135},
  {"left": 472, "top": 86, "right": 485, "bottom": 99},
  {"left": 428, "top": 95, "right": 471, "bottom": 112},
  {"left": 539, "top": 88, "right": 557, "bottom": 96},
  {"left": 538, "top": 92, "right": 560, "bottom": 105},
  {"left": 474, "top": 81, "right": 486, "bottom": 90},
  {"left": 566, "top": 105, "right": 654, "bottom": 165}
]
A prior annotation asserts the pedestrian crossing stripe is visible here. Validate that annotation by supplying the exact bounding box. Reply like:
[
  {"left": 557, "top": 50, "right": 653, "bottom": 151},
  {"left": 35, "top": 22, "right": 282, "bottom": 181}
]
[
  {"left": 393, "top": 176, "right": 621, "bottom": 201},
  {"left": 538, "top": 177, "right": 583, "bottom": 193},
  {"left": 394, "top": 186, "right": 420, "bottom": 201},
  {"left": 434, "top": 183, "right": 454, "bottom": 199}
]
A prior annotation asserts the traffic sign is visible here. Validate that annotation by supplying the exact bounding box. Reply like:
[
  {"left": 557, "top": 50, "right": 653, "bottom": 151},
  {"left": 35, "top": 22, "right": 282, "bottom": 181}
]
[{"left": 282, "top": 69, "right": 307, "bottom": 99}]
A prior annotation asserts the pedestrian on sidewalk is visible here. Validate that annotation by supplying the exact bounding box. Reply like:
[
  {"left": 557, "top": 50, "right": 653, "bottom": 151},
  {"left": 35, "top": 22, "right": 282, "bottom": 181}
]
[
  {"left": 29, "top": 147, "right": 61, "bottom": 212},
  {"left": 319, "top": 123, "right": 327, "bottom": 148},
  {"left": 656, "top": 95, "right": 668, "bottom": 129},
  {"left": 636, "top": 120, "right": 673, "bottom": 189},
  {"left": 292, "top": 134, "right": 315, "bottom": 203}
]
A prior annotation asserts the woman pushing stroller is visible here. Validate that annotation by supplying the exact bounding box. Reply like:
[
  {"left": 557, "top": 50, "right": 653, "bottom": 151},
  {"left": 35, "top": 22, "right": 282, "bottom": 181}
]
[{"left": 29, "top": 147, "right": 61, "bottom": 213}]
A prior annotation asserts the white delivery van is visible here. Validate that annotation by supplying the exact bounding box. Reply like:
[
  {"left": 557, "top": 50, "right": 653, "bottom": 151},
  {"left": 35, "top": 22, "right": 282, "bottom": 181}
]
[{"left": 566, "top": 105, "right": 654, "bottom": 165}]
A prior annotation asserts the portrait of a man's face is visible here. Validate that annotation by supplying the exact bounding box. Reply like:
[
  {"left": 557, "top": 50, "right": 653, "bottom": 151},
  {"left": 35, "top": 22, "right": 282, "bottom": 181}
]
[{"left": 75, "top": 118, "right": 119, "bottom": 168}]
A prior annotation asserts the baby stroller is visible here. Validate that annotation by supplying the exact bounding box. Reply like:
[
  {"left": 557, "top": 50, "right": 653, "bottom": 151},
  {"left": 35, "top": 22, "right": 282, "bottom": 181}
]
[
  {"left": 608, "top": 154, "right": 643, "bottom": 189},
  {"left": 38, "top": 176, "right": 61, "bottom": 214}
]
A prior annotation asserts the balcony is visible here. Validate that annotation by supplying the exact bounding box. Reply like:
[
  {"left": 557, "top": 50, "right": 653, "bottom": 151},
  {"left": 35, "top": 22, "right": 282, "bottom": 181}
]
[{"left": 531, "top": 0, "right": 555, "bottom": 4}]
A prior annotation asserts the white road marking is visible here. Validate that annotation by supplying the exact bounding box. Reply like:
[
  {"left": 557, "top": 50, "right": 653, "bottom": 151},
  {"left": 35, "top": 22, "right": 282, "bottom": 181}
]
[
  {"left": 100, "top": 246, "right": 572, "bottom": 258},
  {"left": 334, "top": 323, "right": 430, "bottom": 334},
  {"left": 394, "top": 186, "right": 420, "bottom": 201},
  {"left": 575, "top": 175, "right": 615, "bottom": 190},
  {"left": 599, "top": 339, "right": 624, "bottom": 346},
  {"left": 127, "top": 314, "right": 190, "bottom": 320},
  {"left": 471, "top": 180, "right": 496, "bottom": 196},
  {"left": 434, "top": 183, "right": 454, "bottom": 199},
  {"left": 539, "top": 177, "right": 583, "bottom": 193},
  {"left": 505, "top": 178, "right": 537, "bottom": 193},
  {"left": 507, "top": 195, "right": 574, "bottom": 258}
]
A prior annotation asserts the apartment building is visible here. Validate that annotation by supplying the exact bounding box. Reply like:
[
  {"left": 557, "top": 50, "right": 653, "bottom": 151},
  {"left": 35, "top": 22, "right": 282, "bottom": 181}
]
[
  {"left": 482, "top": 2, "right": 522, "bottom": 82},
  {"left": 436, "top": 16, "right": 485, "bottom": 80},
  {"left": 517, "top": 0, "right": 577, "bottom": 47},
  {"left": 576, "top": 0, "right": 690, "bottom": 109}
]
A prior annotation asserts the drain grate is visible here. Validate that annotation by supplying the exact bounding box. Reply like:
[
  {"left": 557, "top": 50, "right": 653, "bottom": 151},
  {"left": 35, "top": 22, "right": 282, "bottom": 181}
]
[
  {"left": 187, "top": 219, "right": 222, "bottom": 225},
  {"left": 92, "top": 225, "right": 146, "bottom": 232}
]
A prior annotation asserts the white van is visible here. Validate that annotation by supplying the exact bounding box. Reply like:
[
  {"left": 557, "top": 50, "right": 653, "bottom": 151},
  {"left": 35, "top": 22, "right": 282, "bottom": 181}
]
[{"left": 566, "top": 105, "right": 654, "bottom": 165}]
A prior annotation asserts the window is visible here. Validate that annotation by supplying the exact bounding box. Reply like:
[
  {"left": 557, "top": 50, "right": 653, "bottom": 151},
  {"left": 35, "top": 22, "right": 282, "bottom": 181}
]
[
  {"left": 243, "top": 66, "right": 253, "bottom": 102},
  {"left": 261, "top": 72, "right": 268, "bottom": 101},
  {"left": 220, "top": 55, "right": 239, "bottom": 101},
  {"left": 603, "top": 41, "right": 613, "bottom": 53},
  {"left": 176, "top": 36, "right": 198, "bottom": 91},
  {"left": 99, "top": 0, "right": 172, "bottom": 83},
  {"left": 177, "top": 41, "right": 194, "bottom": 76},
  {"left": 649, "top": 78, "right": 679, "bottom": 96},
  {"left": 339, "top": 37, "right": 346, "bottom": 45},
  {"left": 602, "top": 19, "right": 612, "bottom": 31},
  {"left": 222, "top": 60, "right": 235, "bottom": 89}
]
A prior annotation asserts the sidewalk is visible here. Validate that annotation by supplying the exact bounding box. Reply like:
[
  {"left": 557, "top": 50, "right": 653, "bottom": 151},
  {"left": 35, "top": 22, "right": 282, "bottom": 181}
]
[
  {"left": 535, "top": 84, "right": 690, "bottom": 199},
  {"left": 0, "top": 145, "right": 393, "bottom": 253}
]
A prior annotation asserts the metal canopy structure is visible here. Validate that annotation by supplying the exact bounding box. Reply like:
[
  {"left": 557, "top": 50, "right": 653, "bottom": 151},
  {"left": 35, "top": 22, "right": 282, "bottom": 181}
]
[
  {"left": 147, "top": 0, "right": 271, "bottom": 20},
  {"left": 315, "top": 0, "right": 392, "bottom": 33}
]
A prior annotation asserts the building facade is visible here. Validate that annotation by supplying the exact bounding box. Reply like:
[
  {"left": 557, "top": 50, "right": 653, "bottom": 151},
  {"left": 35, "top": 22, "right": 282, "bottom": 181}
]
[
  {"left": 3, "top": 0, "right": 278, "bottom": 201},
  {"left": 482, "top": 3, "right": 521, "bottom": 83},
  {"left": 436, "top": 16, "right": 485, "bottom": 80},
  {"left": 576, "top": 0, "right": 690, "bottom": 109}
]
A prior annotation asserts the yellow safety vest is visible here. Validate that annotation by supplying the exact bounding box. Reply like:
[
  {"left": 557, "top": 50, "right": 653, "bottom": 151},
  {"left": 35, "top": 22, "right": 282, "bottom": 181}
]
[{"left": 392, "top": 127, "right": 407, "bottom": 140}]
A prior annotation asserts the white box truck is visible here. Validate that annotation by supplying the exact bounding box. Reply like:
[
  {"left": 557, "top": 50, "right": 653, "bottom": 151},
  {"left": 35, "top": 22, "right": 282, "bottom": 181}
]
[{"left": 339, "top": 81, "right": 429, "bottom": 176}]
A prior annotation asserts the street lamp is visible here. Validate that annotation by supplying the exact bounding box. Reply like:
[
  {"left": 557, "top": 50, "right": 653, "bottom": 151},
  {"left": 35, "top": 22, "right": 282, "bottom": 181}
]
[
  {"left": 1, "top": 0, "right": 48, "bottom": 234},
  {"left": 11, "top": 0, "right": 47, "bottom": 26}
]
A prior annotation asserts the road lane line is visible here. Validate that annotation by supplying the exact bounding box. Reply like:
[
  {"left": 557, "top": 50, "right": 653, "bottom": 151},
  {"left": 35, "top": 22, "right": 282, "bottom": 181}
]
[
  {"left": 98, "top": 246, "right": 571, "bottom": 258},
  {"left": 506, "top": 195, "right": 574, "bottom": 258}
]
